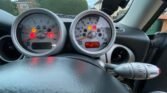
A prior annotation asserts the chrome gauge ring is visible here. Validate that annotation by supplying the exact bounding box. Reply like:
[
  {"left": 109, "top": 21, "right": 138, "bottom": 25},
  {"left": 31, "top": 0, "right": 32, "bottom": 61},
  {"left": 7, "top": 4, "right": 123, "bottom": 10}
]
[
  {"left": 70, "top": 10, "right": 116, "bottom": 57},
  {"left": 11, "top": 8, "right": 66, "bottom": 56}
]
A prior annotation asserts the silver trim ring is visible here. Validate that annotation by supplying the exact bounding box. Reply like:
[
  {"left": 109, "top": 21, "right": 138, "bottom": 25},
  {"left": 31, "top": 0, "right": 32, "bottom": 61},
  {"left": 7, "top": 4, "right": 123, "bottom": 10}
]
[
  {"left": 11, "top": 8, "right": 67, "bottom": 57},
  {"left": 70, "top": 9, "right": 116, "bottom": 57},
  {"left": 0, "top": 35, "right": 23, "bottom": 63},
  {"left": 106, "top": 44, "right": 135, "bottom": 63}
]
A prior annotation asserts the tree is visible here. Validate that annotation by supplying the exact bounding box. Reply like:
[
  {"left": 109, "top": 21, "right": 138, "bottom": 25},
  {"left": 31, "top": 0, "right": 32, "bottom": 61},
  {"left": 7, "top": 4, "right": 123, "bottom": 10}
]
[
  {"left": 0, "top": 0, "right": 88, "bottom": 15},
  {"left": 0, "top": 0, "right": 18, "bottom": 15},
  {"left": 36, "top": 0, "right": 88, "bottom": 15}
]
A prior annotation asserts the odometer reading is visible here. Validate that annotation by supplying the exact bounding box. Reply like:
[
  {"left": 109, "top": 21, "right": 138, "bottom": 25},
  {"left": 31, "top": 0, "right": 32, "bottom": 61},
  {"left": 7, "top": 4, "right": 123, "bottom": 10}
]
[
  {"left": 85, "top": 42, "right": 100, "bottom": 48},
  {"left": 32, "top": 42, "right": 52, "bottom": 50}
]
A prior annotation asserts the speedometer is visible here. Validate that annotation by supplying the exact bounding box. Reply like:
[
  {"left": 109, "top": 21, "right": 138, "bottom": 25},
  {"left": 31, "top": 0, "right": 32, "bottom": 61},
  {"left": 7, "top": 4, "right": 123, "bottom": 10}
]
[
  {"left": 11, "top": 9, "right": 66, "bottom": 56},
  {"left": 70, "top": 10, "right": 116, "bottom": 57}
]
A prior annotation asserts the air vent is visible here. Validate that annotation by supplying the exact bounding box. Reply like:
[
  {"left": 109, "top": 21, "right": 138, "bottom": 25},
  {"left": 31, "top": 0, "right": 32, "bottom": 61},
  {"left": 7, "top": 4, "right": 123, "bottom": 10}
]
[
  {"left": 0, "top": 35, "right": 23, "bottom": 63},
  {"left": 106, "top": 44, "right": 135, "bottom": 64},
  {"left": 111, "top": 47, "right": 129, "bottom": 64}
]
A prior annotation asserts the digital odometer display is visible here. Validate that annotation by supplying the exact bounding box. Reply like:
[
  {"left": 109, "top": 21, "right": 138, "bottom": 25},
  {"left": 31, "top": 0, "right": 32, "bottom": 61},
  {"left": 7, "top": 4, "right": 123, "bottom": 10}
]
[
  {"left": 74, "top": 14, "right": 112, "bottom": 52},
  {"left": 31, "top": 42, "right": 52, "bottom": 50},
  {"left": 17, "top": 13, "right": 60, "bottom": 53}
]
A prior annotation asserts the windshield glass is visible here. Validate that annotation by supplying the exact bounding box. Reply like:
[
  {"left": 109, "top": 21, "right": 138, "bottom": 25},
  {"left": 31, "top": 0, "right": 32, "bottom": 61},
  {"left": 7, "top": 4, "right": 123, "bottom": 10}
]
[{"left": 0, "top": 0, "right": 132, "bottom": 20}]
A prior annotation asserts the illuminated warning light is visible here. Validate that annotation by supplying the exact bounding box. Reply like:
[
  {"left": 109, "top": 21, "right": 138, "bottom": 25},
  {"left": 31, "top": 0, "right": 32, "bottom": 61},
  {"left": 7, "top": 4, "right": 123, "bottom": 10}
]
[
  {"left": 92, "top": 25, "right": 97, "bottom": 31},
  {"left": 85, "top": 42, "right": 100, "bottom": 48},
  {"left": 87, "top": 25, "right": 97, "bottom": 31},
  {"left": 87, "top": 25, "right": 92, "bottom": 31},
  {"left": 29, "top": 32, "right": 36, "bottom": 39},
  {"left": 31, "top": 27, "right": 37, "bottom": 33},
  {"left": 47, "top": 32, "right": 55, "bottom": 39}
]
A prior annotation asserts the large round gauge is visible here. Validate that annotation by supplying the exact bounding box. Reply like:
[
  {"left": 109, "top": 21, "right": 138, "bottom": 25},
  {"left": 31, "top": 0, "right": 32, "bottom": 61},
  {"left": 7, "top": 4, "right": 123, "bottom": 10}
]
[
  {"left": 11, "top": 8, "right": 66, "bottom": 56},
  {"left": 70, "top": 10, "right": 116, "bottom": 57}
]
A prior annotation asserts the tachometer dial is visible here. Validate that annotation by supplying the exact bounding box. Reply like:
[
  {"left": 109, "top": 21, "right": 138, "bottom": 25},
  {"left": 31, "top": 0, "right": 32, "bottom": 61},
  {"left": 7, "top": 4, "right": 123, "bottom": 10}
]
[
  {"left": 70, "top": 10, "right": 116, "bottom": 57},
  {"left": 11, "top": 9, "right": 66, "bottom": 56}
]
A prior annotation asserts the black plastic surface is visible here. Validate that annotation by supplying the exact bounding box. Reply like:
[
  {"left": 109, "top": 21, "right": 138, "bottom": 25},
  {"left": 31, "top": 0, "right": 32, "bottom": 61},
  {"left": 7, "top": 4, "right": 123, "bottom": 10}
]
[
  {"left": 141, "top": 33, "right": 167, "bottom": 93},
  {"left": 0, "top": 9, "right": 15, "bottom": 30},
  {"left": 0, "top": 9, "right": 150, "bottom": 62},
  {"left": 0, "top": 57, "right": 129, "bottom": 93},
  {"left": 115, "top": 23, "right": 150, "bottom": 62}
]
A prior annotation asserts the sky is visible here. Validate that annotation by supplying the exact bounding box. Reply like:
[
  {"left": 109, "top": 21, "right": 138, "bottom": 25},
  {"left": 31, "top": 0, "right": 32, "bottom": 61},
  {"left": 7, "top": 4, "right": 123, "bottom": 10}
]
[
  {"left": 11, "top": 0, "right": 17, "bottom": 2},
  {"left": 86, "top": 0, "right": 98, "bottom": 8}
]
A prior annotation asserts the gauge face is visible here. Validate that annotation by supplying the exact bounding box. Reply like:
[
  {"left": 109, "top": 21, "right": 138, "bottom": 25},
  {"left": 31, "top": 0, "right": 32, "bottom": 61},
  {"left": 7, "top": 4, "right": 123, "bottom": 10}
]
[
  {"left": 70, "top": 10, "right": 116, "bottom": 57},
  {"left": 17, "top": 13, "right": 59, "bottom": 53},
  {"left": 75, "top": 14, "right": 112, "bottom": 52},
  {"left": 11, "top": 9, "right": 66, "bottom": 56}
]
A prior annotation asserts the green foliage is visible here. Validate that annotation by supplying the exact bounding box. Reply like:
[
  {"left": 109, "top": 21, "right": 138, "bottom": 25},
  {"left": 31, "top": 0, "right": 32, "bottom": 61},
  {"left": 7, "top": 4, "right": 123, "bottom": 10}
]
[
  {"left": 0, "top": 0, "right": 18, "bottom": 15},
  {"left": 36, "top": 0, "right": 88, "bottom": 15},
  {"left": 146, "top": 20, "right": 162, "bottom": 35},
  {"left": 0, "top": 0, "right": 88, "bottom": 15}
]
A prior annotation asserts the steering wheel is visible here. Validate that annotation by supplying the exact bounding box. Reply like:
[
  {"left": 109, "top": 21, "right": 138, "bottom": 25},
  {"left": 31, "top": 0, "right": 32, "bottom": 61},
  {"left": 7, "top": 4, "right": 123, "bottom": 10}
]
[{"left": 0, "top": 56, "right": 130, "bottom": 93}]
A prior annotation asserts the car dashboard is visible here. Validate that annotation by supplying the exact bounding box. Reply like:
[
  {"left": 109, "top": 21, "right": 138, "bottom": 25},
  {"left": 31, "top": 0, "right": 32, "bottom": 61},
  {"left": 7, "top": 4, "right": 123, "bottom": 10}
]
[
  {"left": 0, "top": 8, "right": 152, "bottom": 93},
  {"left": 0, "top": 8, "right": 150, "bottom": 65}
]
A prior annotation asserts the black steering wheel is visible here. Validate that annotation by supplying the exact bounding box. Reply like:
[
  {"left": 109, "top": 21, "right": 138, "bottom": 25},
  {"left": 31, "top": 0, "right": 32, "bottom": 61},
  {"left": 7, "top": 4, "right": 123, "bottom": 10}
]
[{"left": 0, "top": 55, "right": 130, "bottom": 93}]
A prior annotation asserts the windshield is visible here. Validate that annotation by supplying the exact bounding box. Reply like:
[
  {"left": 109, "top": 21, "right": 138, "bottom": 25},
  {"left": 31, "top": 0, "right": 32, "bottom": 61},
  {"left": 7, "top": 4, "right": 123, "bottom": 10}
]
[
  {"left": 0, "top": 0, "right": 132, "bottom": 20},
  {"left": 0, "top": 0, "right": 98, "bottom": 15}
]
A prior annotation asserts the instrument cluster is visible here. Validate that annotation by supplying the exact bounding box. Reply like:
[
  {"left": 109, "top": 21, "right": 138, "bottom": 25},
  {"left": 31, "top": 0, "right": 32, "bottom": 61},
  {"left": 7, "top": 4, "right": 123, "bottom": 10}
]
[
  {"left": 12, "top": 9, "right": 66, "bottom": 56},
  {"left": 11, "top": 8, "right": 116, "bottom": 57}
]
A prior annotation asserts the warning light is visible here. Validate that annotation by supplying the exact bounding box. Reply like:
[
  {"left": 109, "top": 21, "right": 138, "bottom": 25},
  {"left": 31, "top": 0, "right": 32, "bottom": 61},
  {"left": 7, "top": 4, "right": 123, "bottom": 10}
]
[
  {"left": 87, "top": 25, "right": 97, "bottom": 31},
  {"left": 85, "top": 42, "right": 100, "bottom": 48},
  {"left": 29, "top": 32, "right": 36, "bottom": 39},
  {"left": 31, "top": 27, "right": 37, "bottom": 33},
  {"left": 47, "top": 32, "right": 55, "bottom": 39},
  {"left": 87, "top": 25, "right": 92, "bottom": 31},
  {"left": 92, "top": 25, "right": 97, "bottom": 31}
]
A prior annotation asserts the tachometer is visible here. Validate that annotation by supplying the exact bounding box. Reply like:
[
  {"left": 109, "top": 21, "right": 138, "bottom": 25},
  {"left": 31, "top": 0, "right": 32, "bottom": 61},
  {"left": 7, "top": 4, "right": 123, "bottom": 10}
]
[
  {"left": 11, "top": 9, "right": 66, "bottom": 56},
  {"left": 70, "top": 10, "right": 116, "bottom": 57}
]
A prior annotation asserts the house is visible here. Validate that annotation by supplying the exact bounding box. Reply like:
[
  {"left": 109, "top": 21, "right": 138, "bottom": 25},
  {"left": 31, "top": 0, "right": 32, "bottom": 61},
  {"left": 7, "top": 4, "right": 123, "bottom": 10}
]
[{"left": 15, "top": 0, "right": 37, "bottom": 13}]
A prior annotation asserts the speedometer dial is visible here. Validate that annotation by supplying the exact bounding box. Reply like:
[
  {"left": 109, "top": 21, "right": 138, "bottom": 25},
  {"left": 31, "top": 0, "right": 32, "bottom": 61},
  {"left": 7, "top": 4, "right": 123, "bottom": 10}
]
[
  {"left": 11, "top": 9, "right": 66, "bottom": 56},
  {"left": 19, "top": 14, "right": 59, "bottom": 53},
  {"left": 75, "top": 14, "right": 112, "bottom": 51},
  {"left": 70, "top": 10, "right": 116, "bottom": 57}
]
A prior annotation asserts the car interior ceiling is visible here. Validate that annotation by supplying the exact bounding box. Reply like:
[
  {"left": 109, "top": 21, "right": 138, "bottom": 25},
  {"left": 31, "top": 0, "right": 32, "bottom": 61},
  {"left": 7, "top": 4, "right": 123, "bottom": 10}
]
[{"left": 0, "top": 0, "right": 167, "bottom": 93}]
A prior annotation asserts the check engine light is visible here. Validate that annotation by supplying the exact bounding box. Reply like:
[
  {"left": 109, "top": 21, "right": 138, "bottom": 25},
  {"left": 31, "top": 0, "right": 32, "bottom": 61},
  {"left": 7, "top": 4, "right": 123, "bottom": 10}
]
[
  {"left": 31, "top": 27, "right": 37, "bottom": 33},
  {"left": 85, "top": 42, "right": 100, "bottom": 48},
  {"left": 87, "top": 25, "right": 92, "bottom": 31}
]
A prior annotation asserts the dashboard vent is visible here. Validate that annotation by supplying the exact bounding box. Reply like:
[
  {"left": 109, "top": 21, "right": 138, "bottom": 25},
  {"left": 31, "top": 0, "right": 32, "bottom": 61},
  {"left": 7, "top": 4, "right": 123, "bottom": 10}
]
[
  {"left": 106, "top": 44, "right": 135, "bottom": 64},
  {"left": 0, "top": 35, "right": 23, "bottom": 63},
  {"left": 111, "top": 47, "right": 129, "bottom": 64}
]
